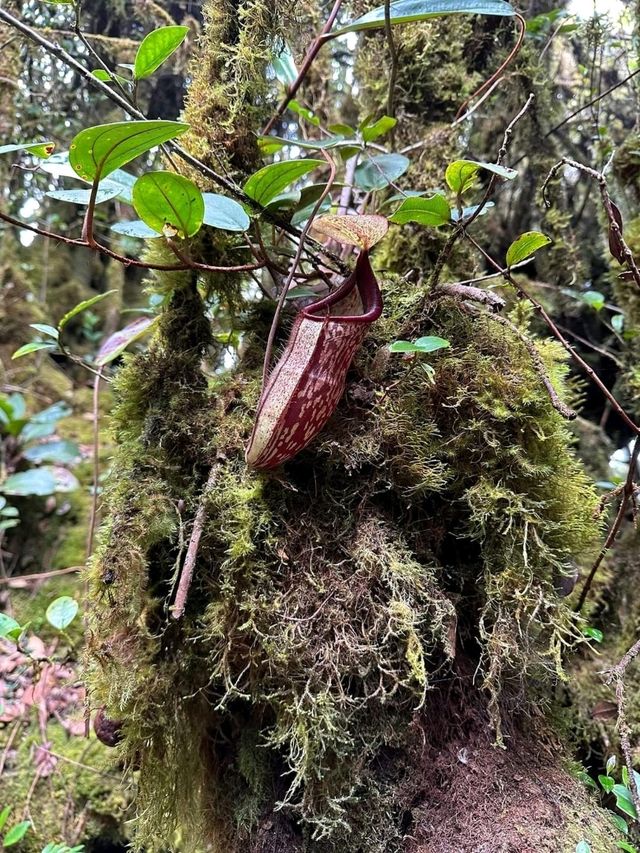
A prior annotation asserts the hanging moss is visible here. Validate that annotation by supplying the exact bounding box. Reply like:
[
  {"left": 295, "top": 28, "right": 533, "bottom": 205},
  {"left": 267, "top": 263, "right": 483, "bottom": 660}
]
[{"left": 181, "top": 0, "right": 298, "bottom": 176}]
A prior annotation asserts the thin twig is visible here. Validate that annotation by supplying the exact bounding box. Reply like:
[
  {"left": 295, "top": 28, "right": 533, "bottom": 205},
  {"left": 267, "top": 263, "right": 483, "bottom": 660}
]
[
  {"left": 0, "top": 566, "right": 82, "bottom": 586},
  {"left": 545, "top": 68, "right": 640, "bottom": 138},
  {"left": 487, "top": 312, "right": 576, "bottom": 420},
  {"left": 542, "top": 157, "right": 640, "bottom": 292},
  {"left": 575, "top": 437, "right": 640, "bottom": 611},
  {"left": 86, "top": 368, "right": 103, "bottom": 561},
  {"left": 454, "top": 13, "right": 526, "bottom": 122},
  {"left": 384, "top": 0, "right": 398, "bottom": 124},
  {"left": 605, "top": 636, "right": 640, "bottom": 813},
  {"left": 262, "top": 0, "right": 343, "bottom": 135},
  {"left": 171, "top": 467, "right": 219, "bottom": 619},
  {"left": 465, "top": 234, "right": 640, "bottom": 438}
]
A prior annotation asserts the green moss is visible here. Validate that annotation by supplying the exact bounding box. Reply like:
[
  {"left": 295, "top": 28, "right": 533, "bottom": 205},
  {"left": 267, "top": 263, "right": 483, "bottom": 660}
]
[{"left": 0, "top": 711, "right": 129, "bottom": 852}]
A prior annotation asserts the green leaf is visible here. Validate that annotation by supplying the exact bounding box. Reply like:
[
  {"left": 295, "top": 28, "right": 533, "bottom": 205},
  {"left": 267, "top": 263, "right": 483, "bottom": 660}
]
[
  {"left": 445, "top": 160, "right": 480, "bottom": 194},
  {"left": 30, "top": 402, "right": 71, "bottom": 425},
  {"left": 0, "top": 613, "right": 21, "bottom": 640},
  {"left": 354, "top": 153, "right": 410, "bottom": 191},
  {"left": 46, "top": 596, "right": 79, "bottom": 631},
  {"left": 110, "top": 220, "right": 161, "bottom": 239},
  {"left": 69, "top": 120, "right": 189, "bottom": 182},
  {"left": 270, "top": 42, "right": 298, "bottom": 86},
  {"left": 91, "top": 69, "right": 113, "bottom": 81},
  {"left": 29, "top": 324, "right": 59, "bottom": 340},
  {"left": 613, "top": 785, "right": 638, "bottom": 819},
  {"left": 3, "top": 822, "right": 31, "bottom": 847},
  {"left": 450, "top": 201, "right": 495, "bottom": 221},
  {"left": 202, "top": 193, "right": 251, "bottom": 232},
  {"left": 95, "top": 317, "right": 158, "bottom": 366},
  {"left": 616, "top": 841, "right": 637, "bottom": 852},
  {"left": 446, "top": 159, "right": 517, "bottom": 195},
  {"left": 598, "top": 774, "right": 615, "bottom": 793},
  {"left": 581, "top": 291, "right": 605, "bottom": 311},
  {"left": 0, "top": 807, "right": 11, "bottom": 833},
  {"left": 506, "top": 231, "right": 552, "bottom": 266},
  {"left": 244, "top": 159, "right": 323, "bottom": 206},
  {"left": 389, "top": 336, "right": 450, "bottom": 354},
  {"left": 332, "top": 0, "right": 514, "bottom": 35},
  {"left": 610, "top": 813, "right": 629, "bottom": 835},
  {"left": 575, "top": 843, "right": 591, "bottom": 853},
  {"left": 583, "top": 626, "right": 604, "bottom": 643},
  {"left": 389, "top": 193, "right": 451, "bottom": 227},
  {"left": 414, "top": 336, "right": 451, "bottom": 352},
  {"left": 612, "top": 313, "right": 625, "bottom": 333},
  {"left": 134, "top": 26, "right": 189, "bottom": 79},
  {"left": 362, "top": 116, "right": 397, "bottom": 143},
  {"left": 23, "top": 440, "right": 81, "bottom": 465},
  {"left": 256, "top": 134, "right": 353, "bottom": 152},
  {"left": 133, "top": 171, "right": 204, "bottom": 238},
  {"left": 2, "top": 469, "right": 58, "bottom": 497},
  {"left": 46, "top": 184, "right": 122, "bottom": 205},
  {"left": 287, "top": 99, "right": 320, "bottom": 126},
  {"left": 0, "top": 142, "right": 55, "bottom": 159},
  {"left": 12, "top": 341, "right": 57, "bottom": 360},
  {"left": 58, "top": 290, "right": 118, "bottom": 334}
]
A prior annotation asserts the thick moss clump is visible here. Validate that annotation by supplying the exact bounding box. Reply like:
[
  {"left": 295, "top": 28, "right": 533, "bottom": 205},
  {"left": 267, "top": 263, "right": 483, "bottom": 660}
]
[
  {"left": 181, "top": 0, "right": 297, "bottom": 175},
  {"left": 86, "top": 250, "right": 603, "bottom": 850}
]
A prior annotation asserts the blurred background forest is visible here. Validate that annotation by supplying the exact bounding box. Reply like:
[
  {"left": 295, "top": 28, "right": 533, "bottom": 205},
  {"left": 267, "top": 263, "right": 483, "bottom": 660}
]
[{"left": 1, "top": 0, "right": 640, "bottom": 851}]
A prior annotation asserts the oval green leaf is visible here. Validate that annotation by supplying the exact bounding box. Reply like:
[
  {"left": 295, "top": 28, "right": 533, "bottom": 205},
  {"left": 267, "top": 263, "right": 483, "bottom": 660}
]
[
  {"left": 389, "top": 336, "right": 450, "bottom": 354},
  {"left": 134, "top": 25, "right": 189, "bottom": 80},
  {"left": 95, "top": 317, "right": 158, "bottom": 366},
  {"left": 46, "top": 184, "right": 122, "bottom": 205},
  {"left": 3, "top": 822, "right": 32, "bottom": 848},
  {"left": 23, "top": 440, "right": 81, "bottom": 465},
  {"left": 506, "top": 231, "right": 552, "bottom": 267},
  {"left": 58, "top": 290, "right": 118, "bottom": 333},
  {"left": 12, "top": 341, "right": 57, "bottom": 360},
  {"left": 332, "top": 0, "right": 514, "bottom": 35},
  {"left": 244, "top": 159, "right": 324, "bottom": 206},
  {"left": 0, "top": 613, "right": 21, "bottom": 640},
  {"left": 46, "top": 595, "right": 79, "bottom": 631},
  {"left": 133, "top": 170, "right": 204, "bottom": 238},
  {"left": 69, "top": 120, "right": 189, "bottom": 182},
  {"left": 362, "top": 116, "right": 397, "bottom": 143},
  {"left": 389, "top": 193, "right": 451, "bottom": 226},
  {"left": 2, "top": 469, "right": 58, "bottom": 497},
  {"left": 111, "top": 219, "right": 161, "bottom": 238},
  {"left": 202, "top": 193, "right": 251, "bottom": 231},
  {"left": 354, "top": 153, "right": 410, "bottom": 191}
]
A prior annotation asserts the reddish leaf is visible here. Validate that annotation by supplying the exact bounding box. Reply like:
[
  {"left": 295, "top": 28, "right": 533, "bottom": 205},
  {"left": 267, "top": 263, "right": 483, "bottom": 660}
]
[{"left": 608, "top": 201, "right": 625, "bottom": 263}]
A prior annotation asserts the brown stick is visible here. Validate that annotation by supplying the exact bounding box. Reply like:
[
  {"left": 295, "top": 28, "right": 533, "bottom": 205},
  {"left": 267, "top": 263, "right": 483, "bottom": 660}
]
[
  {"left": 171, "top": 467, "right": 219, "bottom": 620},
  {"left": 262, "top": 0, "right": 343, "bottom": 135},
  {"left": 606, "top": 636, "right": 640, "bottom": 813},
  {"left": 86, "top": 368, "right": 103, "bottom": 561},
  {"left": 487, "top": 312, "right": 576, "bottom": 420},
  {"left": 0, "top": 566, "right": 82, "bottom": 586},
  {"left": 465, "top": 234, "right": 640, "bottom": 437},
  {"left": 454, "top": 14, "right": 526, "bottom": 123}
]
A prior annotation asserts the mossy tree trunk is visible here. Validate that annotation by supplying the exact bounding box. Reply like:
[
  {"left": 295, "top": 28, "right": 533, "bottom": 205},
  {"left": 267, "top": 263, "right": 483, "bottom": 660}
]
[{"left": 85, "top": 3, "right": 622, "bottom": 851}]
